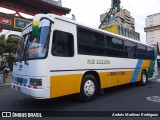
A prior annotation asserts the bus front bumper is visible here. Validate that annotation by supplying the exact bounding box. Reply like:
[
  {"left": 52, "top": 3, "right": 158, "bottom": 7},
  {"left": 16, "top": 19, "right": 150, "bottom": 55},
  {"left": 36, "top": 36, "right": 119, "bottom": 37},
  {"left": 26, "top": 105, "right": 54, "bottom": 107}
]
[{"left": 11, "top": 83, "right": 50, "bottom": 99}]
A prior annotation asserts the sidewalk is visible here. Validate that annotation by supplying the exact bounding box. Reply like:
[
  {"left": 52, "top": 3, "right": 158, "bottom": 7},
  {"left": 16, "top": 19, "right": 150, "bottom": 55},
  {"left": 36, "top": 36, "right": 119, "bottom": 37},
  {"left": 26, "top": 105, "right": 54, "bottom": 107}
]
[{"left": 0, "top": 72, "right": 12, "bottom": 87}]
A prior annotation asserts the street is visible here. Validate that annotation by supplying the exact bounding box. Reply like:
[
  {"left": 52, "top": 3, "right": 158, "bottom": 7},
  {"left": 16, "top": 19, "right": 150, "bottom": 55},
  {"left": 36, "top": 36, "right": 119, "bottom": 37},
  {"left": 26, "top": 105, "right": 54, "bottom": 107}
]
[{"left": 0, "top": 76, "right": 160, "bottom": 113}]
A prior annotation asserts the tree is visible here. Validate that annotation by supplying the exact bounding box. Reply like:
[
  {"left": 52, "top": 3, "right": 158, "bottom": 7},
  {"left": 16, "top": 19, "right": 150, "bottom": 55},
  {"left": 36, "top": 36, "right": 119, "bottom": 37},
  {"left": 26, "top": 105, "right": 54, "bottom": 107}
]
[
  {"left": 0, "top": 35, "right": 5, "bottom": 62},
  {"left": 0, "top": 35, "right": 20, "bottom": 70}
]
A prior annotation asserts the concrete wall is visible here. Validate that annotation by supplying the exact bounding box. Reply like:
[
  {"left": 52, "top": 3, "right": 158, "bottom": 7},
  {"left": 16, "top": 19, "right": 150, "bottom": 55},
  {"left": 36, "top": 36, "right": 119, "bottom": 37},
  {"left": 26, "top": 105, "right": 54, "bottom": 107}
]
[
  {"left": 146, "top": 13, "right": 160, "bottom": 27},
  {"left": 146, "top": 30, "right": 160, "bottom": 45}
]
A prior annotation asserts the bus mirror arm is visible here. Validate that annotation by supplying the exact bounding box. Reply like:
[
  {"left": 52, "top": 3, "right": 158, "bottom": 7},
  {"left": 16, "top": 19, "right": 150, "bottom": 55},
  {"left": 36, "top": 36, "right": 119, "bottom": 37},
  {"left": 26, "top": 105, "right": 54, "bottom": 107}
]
[
  {"left": 24, "top": 60, "right": 29, "bottom": 66},
  {"left": 14, "top": 61, "right": 17, "bottom": 66}
]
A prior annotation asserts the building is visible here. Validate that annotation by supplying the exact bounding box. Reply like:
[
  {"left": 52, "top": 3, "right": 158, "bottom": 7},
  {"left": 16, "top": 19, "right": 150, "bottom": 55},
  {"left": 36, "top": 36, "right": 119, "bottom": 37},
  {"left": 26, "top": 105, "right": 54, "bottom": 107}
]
[
  {"left": 144, "top": 13, "right": 160, "bottom": 68},
  {"left": 100, "top": 8, "right": 140, "bottom": 41},
  {"left": 0, "top": 0, "right": 71, "bottom": 32}
]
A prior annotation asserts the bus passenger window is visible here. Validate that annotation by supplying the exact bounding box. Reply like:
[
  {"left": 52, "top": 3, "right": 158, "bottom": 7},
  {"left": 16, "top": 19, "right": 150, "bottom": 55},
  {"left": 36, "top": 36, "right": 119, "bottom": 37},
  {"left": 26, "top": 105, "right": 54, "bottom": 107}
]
[{"left": 52, "top": 30, "right": 74, "bottom": 57}]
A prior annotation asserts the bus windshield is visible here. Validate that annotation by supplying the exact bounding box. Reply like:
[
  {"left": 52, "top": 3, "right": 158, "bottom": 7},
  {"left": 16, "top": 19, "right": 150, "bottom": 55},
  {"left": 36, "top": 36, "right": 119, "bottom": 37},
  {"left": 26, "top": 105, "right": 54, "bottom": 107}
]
[
  {"left": 20, "top": 19, "right": 50, "bottom": 60},
  {"left": 8, "top": 35, "right": 24, "bottom": 61}
]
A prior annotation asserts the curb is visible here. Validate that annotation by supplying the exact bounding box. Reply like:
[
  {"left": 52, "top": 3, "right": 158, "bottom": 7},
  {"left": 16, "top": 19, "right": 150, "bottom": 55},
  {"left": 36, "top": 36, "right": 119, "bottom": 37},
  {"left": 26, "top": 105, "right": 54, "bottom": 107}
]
[{"left": 0, "top": 84, "right": 10, "bottom": 88}]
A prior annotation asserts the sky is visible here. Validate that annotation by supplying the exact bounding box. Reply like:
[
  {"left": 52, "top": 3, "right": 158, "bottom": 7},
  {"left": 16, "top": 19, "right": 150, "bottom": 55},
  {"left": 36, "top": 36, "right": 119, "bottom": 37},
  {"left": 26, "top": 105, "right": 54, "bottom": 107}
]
[
  {"left": 62, "top": 0, "right": 160, "bottom": 43},
  {"left": 0, "top": 0, "right": 160, "bottom": 43}
]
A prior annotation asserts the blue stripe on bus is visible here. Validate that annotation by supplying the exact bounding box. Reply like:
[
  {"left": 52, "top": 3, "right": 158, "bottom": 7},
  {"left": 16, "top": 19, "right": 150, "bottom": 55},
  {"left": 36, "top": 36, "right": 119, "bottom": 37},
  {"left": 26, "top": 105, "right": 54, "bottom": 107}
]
[{"left": 130, "top": 60, "right": 143, "bottom": 83}]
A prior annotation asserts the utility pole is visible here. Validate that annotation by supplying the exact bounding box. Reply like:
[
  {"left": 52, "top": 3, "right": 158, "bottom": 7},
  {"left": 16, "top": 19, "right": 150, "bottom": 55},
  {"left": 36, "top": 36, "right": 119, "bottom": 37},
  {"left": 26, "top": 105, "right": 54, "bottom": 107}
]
[{"left": 99, "top": 0, "right": 121, "bottom": 28}]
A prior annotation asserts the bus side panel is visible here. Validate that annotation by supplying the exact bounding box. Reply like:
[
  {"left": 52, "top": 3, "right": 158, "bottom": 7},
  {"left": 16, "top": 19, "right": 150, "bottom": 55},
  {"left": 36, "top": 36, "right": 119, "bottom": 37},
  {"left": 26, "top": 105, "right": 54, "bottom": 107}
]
[
  {"left": 148, "top": 60, "right": 156, "bottom": 78},
  {"left": 99, "top": 70, "right": 134, "bottom": 88},
  {"left": 99, "top": 60, "right": 151, "bottom": 88},
  {"left": 50, "top": 74, "right": 82, "bottom": 98},
  {"left": 128, "top": 60, "right": 150, "bottom": 83},
  {"left": 49, "top": 18, "right": 82, "bottom": 98},
  {"left": 136, "top": 60, "right": 151, "bottom": 82}
]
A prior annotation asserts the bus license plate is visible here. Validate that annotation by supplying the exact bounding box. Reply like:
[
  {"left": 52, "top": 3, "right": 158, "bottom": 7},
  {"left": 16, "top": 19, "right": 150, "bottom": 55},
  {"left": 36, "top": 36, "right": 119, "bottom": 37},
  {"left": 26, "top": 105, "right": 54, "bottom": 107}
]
[{"left": 17, "top": 86, "right": 21, "bottom": 92}]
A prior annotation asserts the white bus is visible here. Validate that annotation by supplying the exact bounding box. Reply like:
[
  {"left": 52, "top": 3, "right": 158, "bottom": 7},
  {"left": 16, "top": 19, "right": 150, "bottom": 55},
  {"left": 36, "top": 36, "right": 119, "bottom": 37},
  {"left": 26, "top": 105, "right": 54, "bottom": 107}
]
[{"left": 11, "top": 14, "right": 157, "bottom": 101}]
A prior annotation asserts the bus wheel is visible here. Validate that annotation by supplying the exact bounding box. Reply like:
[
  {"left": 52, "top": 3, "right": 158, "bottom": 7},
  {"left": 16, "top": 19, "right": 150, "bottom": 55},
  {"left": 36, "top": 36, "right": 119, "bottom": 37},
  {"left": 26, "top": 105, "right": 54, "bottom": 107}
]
[
  {"left": 139, "top": 70, "right": 148, "bottom": 86},
  {"left": 79, "top": 75, "right": 98, "bottom": 102}
]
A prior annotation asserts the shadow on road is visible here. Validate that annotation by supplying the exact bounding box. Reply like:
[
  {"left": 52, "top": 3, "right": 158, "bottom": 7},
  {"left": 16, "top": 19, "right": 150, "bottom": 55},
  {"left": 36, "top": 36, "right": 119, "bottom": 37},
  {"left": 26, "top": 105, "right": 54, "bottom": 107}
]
[
  {"left": 12, "top": 80, "right": 156, "bottom": 111},
  {"left": 14, "top": 94, "right": 81, "bottom": 111}
]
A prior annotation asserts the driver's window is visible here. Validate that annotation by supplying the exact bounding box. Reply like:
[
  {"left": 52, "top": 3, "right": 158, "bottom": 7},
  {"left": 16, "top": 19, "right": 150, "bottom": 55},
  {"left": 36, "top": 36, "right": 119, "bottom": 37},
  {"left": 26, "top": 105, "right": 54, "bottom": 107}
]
[{"left": 52, "top": 30, "right": 74, "bottom": 57}]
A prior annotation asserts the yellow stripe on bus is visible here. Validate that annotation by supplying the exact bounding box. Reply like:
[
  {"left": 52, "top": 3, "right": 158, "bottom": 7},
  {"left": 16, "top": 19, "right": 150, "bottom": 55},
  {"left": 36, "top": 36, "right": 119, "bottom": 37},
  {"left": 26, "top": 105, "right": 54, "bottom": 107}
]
[
  {"left": 50, "top": 61, "right": 151, "bottom": 98},
  {"left": 136, "top": 60, "right": 151, "bottom": 82},
  {"left": 50, "top": 74, "right": 82, "bottom": 98},
  {"left": 99, "top": 71, "right": 134, "bottom": 88},
  {"left": 141, "top": 60, "right": 151, "bottom": 71}
]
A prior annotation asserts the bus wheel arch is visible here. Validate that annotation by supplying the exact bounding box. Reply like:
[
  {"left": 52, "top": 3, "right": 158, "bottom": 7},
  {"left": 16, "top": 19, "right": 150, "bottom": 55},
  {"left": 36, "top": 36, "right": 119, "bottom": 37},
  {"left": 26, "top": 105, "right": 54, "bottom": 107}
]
[
  {"left": 79, "top": 71, "right": 101, "bottom": 102},
  {"left": 84, "top": 71, "right": 101, "bottom": 92}
]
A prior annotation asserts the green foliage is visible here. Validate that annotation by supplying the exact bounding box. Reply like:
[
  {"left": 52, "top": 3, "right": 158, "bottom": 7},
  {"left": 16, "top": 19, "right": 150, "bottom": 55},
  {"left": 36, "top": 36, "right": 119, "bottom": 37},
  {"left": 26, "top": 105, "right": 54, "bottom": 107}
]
[
  {"left": 5, "top": 36, "right": 19, "bottom": 54},
  {"left": 0, "top": 35, "right": 5, "bottom": 57},
  {"left": 0, "top": 35, "right": 20, "bottom": 70}
]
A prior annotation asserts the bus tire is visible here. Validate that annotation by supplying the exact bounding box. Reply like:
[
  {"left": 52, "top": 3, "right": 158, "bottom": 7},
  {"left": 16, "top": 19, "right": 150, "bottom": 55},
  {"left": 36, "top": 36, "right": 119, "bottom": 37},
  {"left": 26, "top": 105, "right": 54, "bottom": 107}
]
[
  {"left": 79, "top": 74, "right": 98, "bottom": 102},
  {"left": 139, "top": 70, "right": 148, "bottom": 86}
]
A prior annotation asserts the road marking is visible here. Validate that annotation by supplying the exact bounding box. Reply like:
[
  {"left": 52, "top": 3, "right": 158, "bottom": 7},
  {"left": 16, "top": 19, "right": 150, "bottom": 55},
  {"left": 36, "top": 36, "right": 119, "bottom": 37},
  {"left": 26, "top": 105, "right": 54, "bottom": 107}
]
[{"left": 146, "top": 96, "right": 160, "bottom": 103}]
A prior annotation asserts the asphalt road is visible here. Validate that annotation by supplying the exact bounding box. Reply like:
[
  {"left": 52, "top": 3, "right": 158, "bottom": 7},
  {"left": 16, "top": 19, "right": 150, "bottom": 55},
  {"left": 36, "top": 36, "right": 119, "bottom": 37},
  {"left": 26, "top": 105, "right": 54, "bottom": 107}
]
[{"left": 0, "top": 76, "right": 160, "bottom": 119}]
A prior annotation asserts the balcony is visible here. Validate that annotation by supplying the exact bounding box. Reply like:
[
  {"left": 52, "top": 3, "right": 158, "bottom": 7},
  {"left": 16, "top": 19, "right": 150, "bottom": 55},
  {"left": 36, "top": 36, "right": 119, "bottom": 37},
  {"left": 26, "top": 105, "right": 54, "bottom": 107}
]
[{"left": 144, "top": 25, "right": 160, "bottom": 32}]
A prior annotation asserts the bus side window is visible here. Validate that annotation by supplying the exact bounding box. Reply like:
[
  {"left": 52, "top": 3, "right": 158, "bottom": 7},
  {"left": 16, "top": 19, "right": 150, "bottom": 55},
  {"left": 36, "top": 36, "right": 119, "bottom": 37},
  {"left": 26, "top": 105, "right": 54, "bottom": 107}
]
[
  {"left": 137, "top": 44, "right": 147, "bottom": 59},
  {"left": 124, "top": 41, "right": 137, "bottom": 58},
  {"left": 52, "top": 30, "right": 74, "bottom": 57},
  {"left": 147, "top": 47, "right": 154, "bottom": 60},
  {"left": 105, "top": 35, "right": 112, "bottom": 48}
]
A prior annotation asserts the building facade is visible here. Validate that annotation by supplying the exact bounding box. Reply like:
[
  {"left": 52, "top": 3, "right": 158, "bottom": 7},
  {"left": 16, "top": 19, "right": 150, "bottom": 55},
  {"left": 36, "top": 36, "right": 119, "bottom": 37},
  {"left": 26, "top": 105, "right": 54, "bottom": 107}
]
[
  {"left": 144, "top": 13, "right": 160, "bottom": 68},
  {"left": 0, "top": 0, "right": 71, "bottom": 32},
  {"left": 100, "top": 8, "right": 140, "bottom": 41}
]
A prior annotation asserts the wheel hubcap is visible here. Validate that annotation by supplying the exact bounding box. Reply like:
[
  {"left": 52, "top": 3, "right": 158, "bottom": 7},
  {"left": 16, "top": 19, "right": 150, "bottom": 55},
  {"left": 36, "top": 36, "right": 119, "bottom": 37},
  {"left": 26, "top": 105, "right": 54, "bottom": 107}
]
[
  {"left": 84, "top": 80, "right": 95, "bottom": 96},
  {"left": 142, "top": 73, "right": 146, "bottom": 83}
]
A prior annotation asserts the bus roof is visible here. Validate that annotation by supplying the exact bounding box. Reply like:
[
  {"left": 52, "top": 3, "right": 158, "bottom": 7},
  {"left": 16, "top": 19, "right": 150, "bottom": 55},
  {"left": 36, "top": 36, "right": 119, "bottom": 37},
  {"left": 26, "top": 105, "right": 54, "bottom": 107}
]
[{"left": 26, "top": 13, "right": 154, "bottom": 48}]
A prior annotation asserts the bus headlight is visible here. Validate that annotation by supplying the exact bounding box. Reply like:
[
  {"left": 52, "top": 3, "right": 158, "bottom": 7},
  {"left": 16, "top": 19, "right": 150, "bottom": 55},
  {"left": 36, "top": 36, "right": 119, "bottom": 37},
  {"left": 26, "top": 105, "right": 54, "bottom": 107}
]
[{"left": 30, "top": 78, "right": 42, "bottom": 86}]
